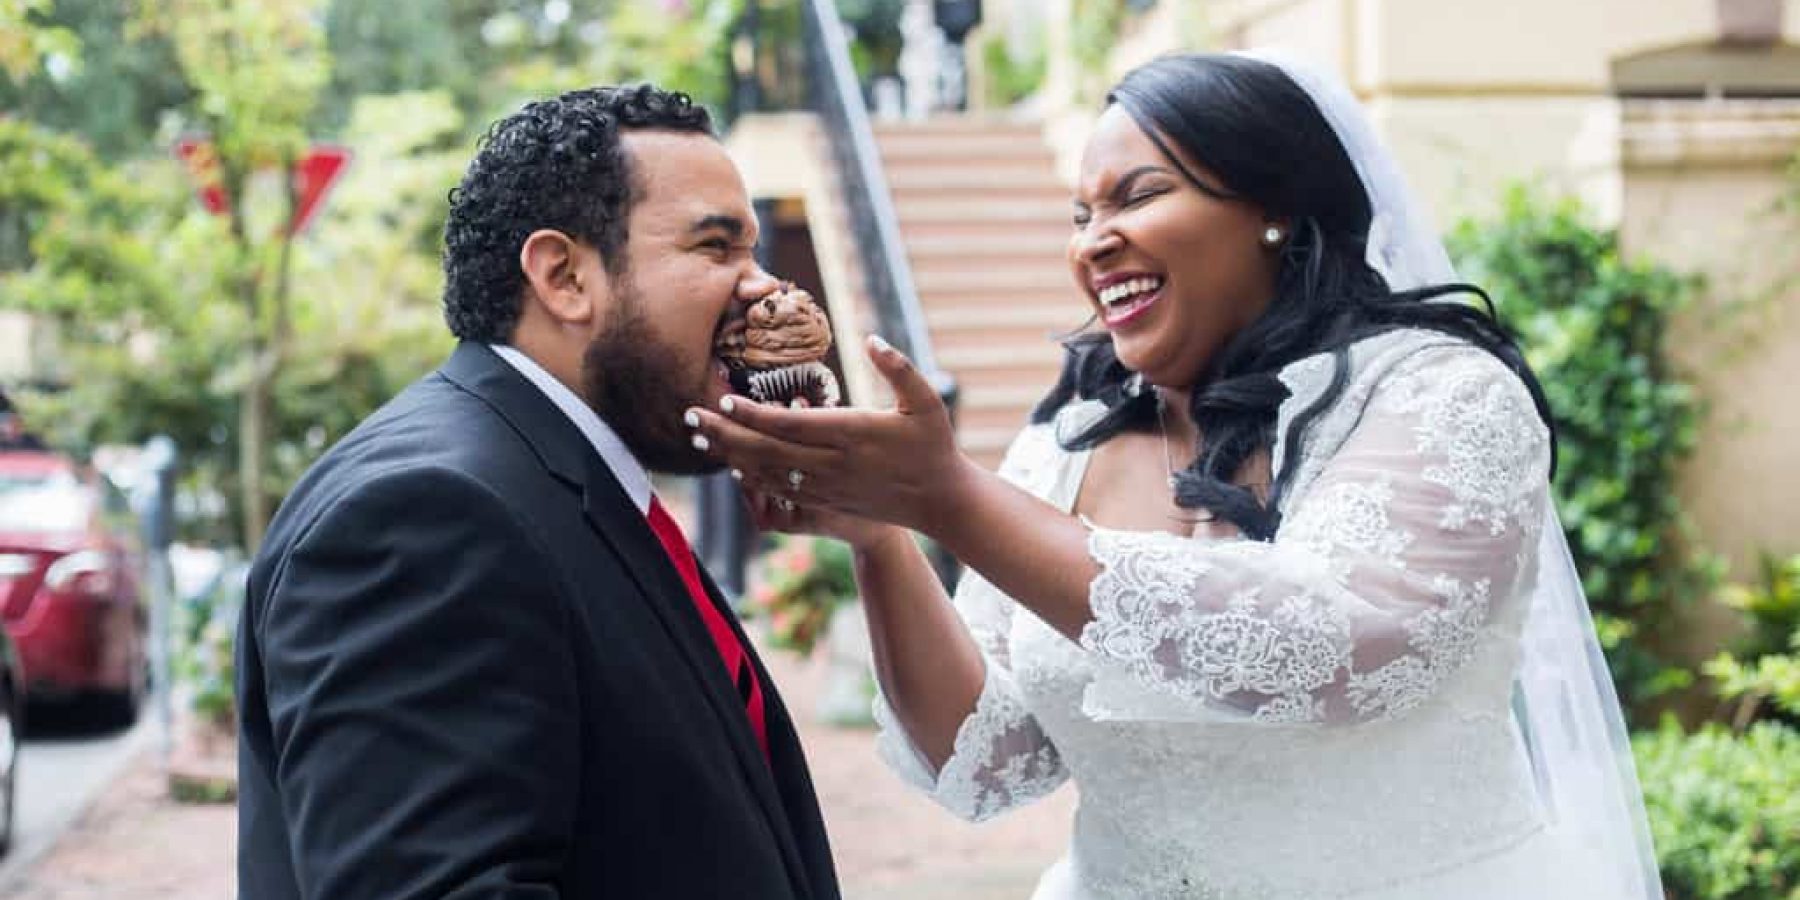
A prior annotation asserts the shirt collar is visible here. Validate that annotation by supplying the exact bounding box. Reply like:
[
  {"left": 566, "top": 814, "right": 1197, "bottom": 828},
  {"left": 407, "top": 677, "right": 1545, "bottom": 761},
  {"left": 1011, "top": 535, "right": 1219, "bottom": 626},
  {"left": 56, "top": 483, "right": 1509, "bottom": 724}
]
[{"left": 489, "top": 343, "right": 652, "bottom": 515}]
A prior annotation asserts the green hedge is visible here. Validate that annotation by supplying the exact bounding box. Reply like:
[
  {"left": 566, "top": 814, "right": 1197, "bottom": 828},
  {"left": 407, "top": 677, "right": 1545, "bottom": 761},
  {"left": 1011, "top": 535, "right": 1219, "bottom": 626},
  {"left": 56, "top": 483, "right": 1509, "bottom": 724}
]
[{"left": 1636, "top": 722, "right": 1800, "bottom": 899}]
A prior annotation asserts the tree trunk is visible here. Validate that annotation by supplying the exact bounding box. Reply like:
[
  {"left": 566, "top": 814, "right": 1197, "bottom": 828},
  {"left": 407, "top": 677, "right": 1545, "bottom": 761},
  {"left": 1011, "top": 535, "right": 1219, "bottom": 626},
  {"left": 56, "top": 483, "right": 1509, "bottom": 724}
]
[
  {"left": 235, "top": 154, "right": 298, "bottom": 555},
  {"left": 239, "top": 363, "right": 269, "bottom": 553}
]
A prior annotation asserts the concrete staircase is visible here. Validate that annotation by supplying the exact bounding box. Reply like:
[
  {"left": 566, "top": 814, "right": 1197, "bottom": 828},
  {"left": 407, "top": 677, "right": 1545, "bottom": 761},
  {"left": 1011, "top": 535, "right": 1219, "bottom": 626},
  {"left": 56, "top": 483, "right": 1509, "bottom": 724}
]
[{"left": 873, "top": 119, "right": 1084, "bottom": 470}]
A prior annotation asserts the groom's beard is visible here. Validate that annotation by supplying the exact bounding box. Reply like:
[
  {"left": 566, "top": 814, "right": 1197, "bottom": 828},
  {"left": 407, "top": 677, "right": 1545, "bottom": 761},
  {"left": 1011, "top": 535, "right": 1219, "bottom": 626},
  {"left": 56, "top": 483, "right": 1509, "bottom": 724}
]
[{"left": 581, "top": 285, "right": 724, "bottom": 477}]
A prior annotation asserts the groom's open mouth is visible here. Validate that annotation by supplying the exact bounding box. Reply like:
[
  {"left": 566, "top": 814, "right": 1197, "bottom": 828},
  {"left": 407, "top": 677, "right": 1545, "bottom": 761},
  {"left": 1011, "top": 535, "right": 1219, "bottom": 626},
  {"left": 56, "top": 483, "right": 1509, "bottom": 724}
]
[{"left": 710, "top": 309, "right": 745, "bottom": 396}]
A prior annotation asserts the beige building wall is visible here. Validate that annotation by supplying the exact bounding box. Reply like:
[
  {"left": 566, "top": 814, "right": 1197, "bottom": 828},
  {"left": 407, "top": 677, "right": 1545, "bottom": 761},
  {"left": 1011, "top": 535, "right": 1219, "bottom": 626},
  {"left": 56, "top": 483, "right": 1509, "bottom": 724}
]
[
  {"left": 1029, "top": 0, "right": 1800, "bottom": 224},
  {"left": 1621, "top": 99, "right": 1800, "bottom": 576}
]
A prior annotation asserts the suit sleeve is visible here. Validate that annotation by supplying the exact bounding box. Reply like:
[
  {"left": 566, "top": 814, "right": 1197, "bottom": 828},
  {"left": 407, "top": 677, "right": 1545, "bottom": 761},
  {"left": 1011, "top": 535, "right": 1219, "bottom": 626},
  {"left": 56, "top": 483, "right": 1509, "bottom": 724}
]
[{"left": 255, "top": 467, "right": 580, "bottom": 899}]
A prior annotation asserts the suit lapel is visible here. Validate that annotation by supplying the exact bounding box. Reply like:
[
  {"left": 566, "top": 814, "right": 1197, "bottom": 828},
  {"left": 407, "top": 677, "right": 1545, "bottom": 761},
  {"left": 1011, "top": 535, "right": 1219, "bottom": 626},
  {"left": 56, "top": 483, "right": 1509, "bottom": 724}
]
[
  {"left": 440, "top": 343, "right": 815, "bottom": 899},
  {"left": 697, "top": 565, "right": 836, "bottom": 887},
  {"left": 579, "top": 484, "right": 814, "bottom": 900}
]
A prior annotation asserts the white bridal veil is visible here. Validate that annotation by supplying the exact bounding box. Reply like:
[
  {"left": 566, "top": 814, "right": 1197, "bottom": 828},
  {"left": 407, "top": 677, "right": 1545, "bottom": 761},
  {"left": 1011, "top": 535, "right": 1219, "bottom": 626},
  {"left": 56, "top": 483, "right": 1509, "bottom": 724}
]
[{"left": 1241, "top": 47, "right": 1664, "bottom": 899}]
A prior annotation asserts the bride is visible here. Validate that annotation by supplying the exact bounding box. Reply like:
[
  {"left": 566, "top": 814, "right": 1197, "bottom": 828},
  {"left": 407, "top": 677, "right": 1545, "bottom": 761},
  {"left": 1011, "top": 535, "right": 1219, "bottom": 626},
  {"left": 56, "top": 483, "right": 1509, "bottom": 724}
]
[{"left": 689, "top": 49, "right": 1663, "bottom": 899}]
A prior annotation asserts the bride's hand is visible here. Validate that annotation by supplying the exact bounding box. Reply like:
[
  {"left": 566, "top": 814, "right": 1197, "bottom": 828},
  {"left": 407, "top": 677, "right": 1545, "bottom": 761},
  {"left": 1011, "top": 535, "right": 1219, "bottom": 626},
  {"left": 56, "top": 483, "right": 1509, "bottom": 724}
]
[
  {"left": 688, "top": 335, "right": 976, "bottom": 535},
  {"left": 743, "top": 483, "right": 903, "bottom": 552}
]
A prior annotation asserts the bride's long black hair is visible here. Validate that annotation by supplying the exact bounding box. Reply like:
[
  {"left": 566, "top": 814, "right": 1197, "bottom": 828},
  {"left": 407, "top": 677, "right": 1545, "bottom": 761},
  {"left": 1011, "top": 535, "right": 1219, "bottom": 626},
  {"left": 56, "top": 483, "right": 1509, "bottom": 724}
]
[{"left": 1033, "top": 53, "right": 1555, "bottom": 540}]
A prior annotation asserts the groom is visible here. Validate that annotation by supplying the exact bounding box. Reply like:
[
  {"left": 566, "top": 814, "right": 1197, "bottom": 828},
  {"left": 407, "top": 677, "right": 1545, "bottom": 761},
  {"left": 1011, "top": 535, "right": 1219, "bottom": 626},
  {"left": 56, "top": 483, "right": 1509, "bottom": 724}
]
[{"left": 236, "top": 85, "right": 839, "bottom": 899}]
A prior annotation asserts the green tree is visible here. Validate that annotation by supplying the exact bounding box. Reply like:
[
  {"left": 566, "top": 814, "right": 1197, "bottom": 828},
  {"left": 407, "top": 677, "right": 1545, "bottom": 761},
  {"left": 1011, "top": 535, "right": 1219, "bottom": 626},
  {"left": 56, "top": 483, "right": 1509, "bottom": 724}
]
[
  {"left": 0, "top": 0, "right": 78, "bottom": 83},
  {"left": 0, "top": 0, "right": 191, "bottom": 161},
  {"left": 319, "top": 0, "right": 618, "bottom": 131},
  {"left": 0, "top": 94, "right": 459, "bottom": 546},
  {"left": 2, "top": 0, "right": 460, "bottom": 548},
  {"left": 131, "top": 0, "right": 332, "bottom": 550},
  {"left": 593, "top": 0, "right": 743, "bottom": 114}
]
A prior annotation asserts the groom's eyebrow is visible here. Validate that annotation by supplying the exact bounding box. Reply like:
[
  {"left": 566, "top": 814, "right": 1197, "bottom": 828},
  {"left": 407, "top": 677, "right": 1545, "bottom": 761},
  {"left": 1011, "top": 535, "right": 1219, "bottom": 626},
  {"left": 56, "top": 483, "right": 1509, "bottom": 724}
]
[{"left": 689, "top": 214, "right": 746, "bottom": 240}]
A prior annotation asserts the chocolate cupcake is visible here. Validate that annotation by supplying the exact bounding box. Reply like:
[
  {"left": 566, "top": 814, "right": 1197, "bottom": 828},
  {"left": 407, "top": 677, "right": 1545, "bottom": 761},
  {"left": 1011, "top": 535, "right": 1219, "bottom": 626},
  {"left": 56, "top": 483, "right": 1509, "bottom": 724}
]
[{"left": 715, "top": 282, "right": 842, "bottom": 407}]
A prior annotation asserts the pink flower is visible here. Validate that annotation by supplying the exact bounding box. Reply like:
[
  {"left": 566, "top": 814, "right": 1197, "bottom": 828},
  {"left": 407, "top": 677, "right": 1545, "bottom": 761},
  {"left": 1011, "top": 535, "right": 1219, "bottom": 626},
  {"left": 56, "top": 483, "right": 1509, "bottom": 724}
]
[
  {"left": 781, "top": 542, "right": 816, "bottom": 576},
  {"left": 751, "top": 584, "right": 779, "bottom": 610}
]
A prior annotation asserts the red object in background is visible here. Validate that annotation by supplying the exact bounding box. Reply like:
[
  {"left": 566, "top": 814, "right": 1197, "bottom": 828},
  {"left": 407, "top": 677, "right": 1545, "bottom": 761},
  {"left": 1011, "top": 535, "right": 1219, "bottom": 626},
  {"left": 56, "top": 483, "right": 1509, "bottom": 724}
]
[
  {"left": 172, "top": 137, "right": 352, "bottom": 235},
  {"left": 0, "top": 452, "right": 146, "bottom": 726},
  {"left": 172, "top": 136, "right": 229, "bottom": 217},
  {"left": 288, "top": 145, "right": 350, "bottom": 235}
]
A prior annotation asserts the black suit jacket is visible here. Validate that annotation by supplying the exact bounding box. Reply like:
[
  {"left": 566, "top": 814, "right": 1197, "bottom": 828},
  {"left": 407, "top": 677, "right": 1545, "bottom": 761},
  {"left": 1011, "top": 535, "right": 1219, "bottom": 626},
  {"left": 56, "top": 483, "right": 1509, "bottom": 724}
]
[{"left": 237, "top": 343, "right": 840, "bottom": 899}]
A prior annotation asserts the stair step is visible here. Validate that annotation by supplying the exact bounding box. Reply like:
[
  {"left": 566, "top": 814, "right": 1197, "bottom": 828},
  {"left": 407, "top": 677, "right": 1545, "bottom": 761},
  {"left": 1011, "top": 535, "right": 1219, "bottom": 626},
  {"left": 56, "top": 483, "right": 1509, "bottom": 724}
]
[
  {"left": 865, "top": 115, "right": 1071, "bottom": 472},
  {"left": 926, "top": 302, "right": 1084, "bottom": 355},
  {"left": 933, "top": 327, "right": 1067, "bottom": 358},
  {"left": 878, "top": 133, "right": 1049, "bottom": 160},
  {"left": 896, "top": 197, "right": 1073, "bottom": 224},
  {"left": 957, "top": 425, "right": 1022, "bottom": 454},
  {"left": 956, "top": 403, "right": 1035, "bottom": 435},
  {"left": 913, "top": 266, "right": 1075, "bottom": 294},
  {"left": 905, "top": 230, "right": 1072, "bottom": 258},
  {"left": 874, "top": 116, "right": 1044, "bottom": 135},
  {"left": 961, "top": 384, "right": 1054, "bottom": 409},
  {"left": 917, "top": 294, "right": 1086, "bottom": 323},
  {"left": 937, "top": 343, "right": 1066, "bottom": 370},
  {"left": 927, "top": 305, "right": 1084, "bottom": 330},
  {"left": 885, "top": 167, "right": 1062, "bottom": 192}
]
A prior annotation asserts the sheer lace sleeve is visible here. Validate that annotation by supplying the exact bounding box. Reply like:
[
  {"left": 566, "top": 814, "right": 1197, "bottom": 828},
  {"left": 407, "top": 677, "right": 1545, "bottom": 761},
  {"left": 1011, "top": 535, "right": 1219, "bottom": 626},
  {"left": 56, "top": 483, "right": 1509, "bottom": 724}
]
[
  {"left": 873, "top": 422, "right": 1071, "bottom": 822},
  {"left": 1079, "top": 345, "right": 1552, "bottom": 726}
]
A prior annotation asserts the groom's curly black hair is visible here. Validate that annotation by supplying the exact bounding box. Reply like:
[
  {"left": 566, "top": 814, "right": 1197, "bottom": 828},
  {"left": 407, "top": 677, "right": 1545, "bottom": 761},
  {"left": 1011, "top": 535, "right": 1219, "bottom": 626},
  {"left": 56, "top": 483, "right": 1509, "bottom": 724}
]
[{"left": 441, "top": 84, "right": 714, "bottom": 344}]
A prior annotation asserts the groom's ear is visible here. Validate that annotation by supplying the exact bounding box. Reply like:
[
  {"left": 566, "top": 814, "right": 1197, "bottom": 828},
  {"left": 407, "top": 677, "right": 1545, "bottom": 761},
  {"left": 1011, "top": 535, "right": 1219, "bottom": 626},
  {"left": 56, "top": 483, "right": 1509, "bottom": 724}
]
[{"left": 519, "top": 229, "right": 606, "bottom": 328}]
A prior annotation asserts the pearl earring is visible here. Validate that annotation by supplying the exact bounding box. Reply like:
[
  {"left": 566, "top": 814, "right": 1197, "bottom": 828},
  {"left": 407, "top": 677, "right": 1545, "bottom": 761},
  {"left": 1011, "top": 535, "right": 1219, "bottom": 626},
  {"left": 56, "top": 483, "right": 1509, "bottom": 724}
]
[{"left": 1262, "top": 226, "right": 1284, "bottom": 246}]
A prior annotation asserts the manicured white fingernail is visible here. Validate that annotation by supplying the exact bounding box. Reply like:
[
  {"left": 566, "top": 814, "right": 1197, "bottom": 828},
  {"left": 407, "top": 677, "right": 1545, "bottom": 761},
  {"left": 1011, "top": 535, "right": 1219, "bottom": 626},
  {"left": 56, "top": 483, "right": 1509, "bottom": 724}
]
[
  {"left": 683, "top": 409, "right": 700, "bottom": 428},
  {"left": 719, "top": 395, "right": 736, "bottom": 414},
  {"left": 730, "top": 468, "right": 743, "bottom": 481},
  {"left": 868, "top": 334, "right": 892, "bottom": 354},
  {"left": 690, "top": 434, "right": 710, "bottom": 451},
  {"left": 789, "top": 399, "right": 803, "bottom": 409}
]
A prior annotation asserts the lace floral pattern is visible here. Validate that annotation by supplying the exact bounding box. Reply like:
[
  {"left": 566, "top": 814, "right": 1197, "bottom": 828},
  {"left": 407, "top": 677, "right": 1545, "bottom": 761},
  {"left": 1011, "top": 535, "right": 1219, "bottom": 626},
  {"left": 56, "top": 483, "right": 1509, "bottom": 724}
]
[
  {"left": 872, "top": 333, "right": 1562, "bottom": 895},
  {"left": 1284, "top": 478, "right": 1413, "bottom": 572},
  {"left": 870, "top": 417, "right": 1079, "bottom": 821},
  {"left": 872, "top": 661, "right": 1067, "bottom": 822},
  {"left": 1380, "top": 355, "right": 1548, "bottom": 536},
  {"left": 1079, "top": 342, "right": 1549, "bottom": 726}
]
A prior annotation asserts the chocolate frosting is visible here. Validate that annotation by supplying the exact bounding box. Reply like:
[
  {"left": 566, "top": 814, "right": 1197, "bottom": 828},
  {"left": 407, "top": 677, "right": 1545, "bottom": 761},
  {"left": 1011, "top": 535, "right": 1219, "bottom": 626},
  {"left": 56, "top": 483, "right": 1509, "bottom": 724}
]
[{"left": 717, "top": 284, "right": 832, "bottom": 369}]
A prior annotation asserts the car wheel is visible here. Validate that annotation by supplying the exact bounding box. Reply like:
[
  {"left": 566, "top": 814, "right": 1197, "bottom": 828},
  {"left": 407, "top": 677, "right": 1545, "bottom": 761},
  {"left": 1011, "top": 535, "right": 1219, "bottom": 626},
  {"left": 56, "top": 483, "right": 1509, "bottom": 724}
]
[
  {"left": 94, "top": 671, "right": 144, "bottom": 731},
  {"left": 0, "top": 690, "right": 18, "bottom": 856}
]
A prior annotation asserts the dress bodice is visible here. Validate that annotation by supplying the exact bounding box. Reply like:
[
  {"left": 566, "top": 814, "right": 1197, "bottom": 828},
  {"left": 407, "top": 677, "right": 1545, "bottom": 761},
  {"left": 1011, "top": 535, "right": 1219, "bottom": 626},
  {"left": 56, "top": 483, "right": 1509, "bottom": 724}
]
[{"left": 874, "top": 330, "right": 1572, "bottom": 898}]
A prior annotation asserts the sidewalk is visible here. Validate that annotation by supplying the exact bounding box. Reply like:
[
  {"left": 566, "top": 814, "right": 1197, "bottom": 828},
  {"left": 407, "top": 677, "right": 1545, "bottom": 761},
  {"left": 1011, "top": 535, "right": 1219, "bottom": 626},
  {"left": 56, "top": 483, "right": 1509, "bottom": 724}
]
[
  {"left": 0, "top": 743, "right": 234, "bottom": 900},
  {"left": 0, "top": 642, "right": 1073, "bottom": 899},
  {"left": 770, "top": 646, "right": 1075, "bottom": 900}
]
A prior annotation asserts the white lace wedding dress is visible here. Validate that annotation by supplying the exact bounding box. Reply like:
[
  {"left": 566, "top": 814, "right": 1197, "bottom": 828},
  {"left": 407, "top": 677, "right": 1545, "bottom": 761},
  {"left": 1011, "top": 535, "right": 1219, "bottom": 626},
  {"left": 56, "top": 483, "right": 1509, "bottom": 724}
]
[{"left": 874, "top": 329, "right": 1640, "bottom": 898}]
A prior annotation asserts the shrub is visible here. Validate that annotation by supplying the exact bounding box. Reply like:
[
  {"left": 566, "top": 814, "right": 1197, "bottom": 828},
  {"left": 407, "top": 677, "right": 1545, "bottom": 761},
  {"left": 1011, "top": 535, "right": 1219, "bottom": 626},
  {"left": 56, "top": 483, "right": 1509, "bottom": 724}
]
[
  {"left": 1707, "top": 552, "right": 1800, "bottom": 727},
  {"left": 1635, "top": 721, "right": 1800, "bottom": 899},
  {"left": 745, "top": 535, "right": 857, "bottom": 656}
]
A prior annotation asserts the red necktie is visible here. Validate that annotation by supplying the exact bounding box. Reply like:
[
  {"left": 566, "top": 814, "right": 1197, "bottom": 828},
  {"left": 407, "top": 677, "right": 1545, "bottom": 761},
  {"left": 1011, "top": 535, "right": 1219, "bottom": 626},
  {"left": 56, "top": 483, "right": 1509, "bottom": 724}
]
[{"left": 646, "top": 497, "right": 769, "bottom": 762}]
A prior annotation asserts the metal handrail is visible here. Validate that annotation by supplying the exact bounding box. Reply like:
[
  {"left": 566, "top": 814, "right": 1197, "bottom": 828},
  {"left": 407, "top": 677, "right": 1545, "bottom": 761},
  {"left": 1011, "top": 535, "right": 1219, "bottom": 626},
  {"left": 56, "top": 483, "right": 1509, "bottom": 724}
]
[
  {"left": 708, "top": 0, "right": 963, "bottom": 590},
  {"left": 798, "top": 0, "right": 953, "bottom": 398},
  {"left": 798, "top": 0, "right": 961, "bottom": 586}
]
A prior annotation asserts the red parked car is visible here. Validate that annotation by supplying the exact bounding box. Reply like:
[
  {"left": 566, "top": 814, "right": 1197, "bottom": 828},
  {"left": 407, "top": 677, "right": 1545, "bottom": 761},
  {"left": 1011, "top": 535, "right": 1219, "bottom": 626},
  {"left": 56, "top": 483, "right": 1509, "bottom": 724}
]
[{"left": 0, "top": 451, "right": 147, "bottom": 726}]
